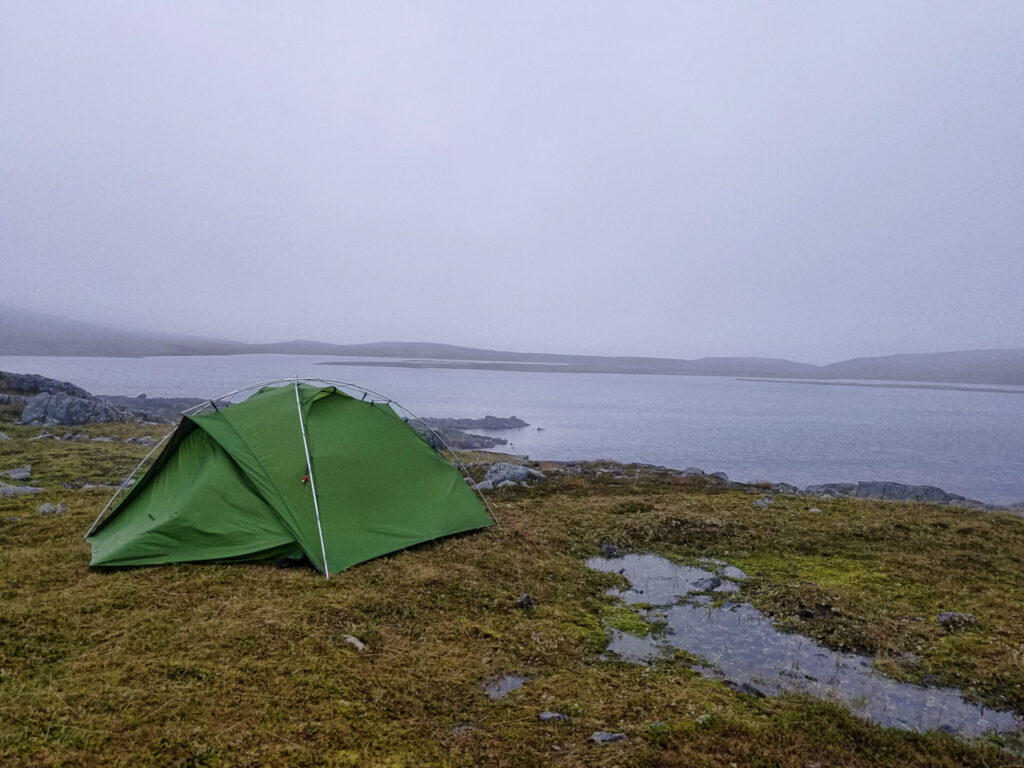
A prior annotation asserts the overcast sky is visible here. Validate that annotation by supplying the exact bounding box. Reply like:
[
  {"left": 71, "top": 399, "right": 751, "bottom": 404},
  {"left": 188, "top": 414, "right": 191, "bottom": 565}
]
[{"left": 1, "top": 2, "right": 1022, "bottom": 362}]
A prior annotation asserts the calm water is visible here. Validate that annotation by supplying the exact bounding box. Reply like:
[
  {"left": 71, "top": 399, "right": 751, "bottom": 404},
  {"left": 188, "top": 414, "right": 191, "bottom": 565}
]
[
  {"left": 2, "top": 354, "right": 1023, "bottom": 505},
  {"left": 587, "top": 554, "right": 1023, "bottom": 738}
]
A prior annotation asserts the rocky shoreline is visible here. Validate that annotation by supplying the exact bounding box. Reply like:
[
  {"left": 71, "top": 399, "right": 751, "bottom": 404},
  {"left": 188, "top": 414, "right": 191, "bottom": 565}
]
[{"left": 2, "top": 370, "right": 1021, "bottom": 511}]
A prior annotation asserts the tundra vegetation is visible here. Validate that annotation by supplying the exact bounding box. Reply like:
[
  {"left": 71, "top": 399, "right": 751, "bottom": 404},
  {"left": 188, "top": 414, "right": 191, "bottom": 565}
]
[{"left": 1, "top": 408, "right": 1023, "bottom": 767}]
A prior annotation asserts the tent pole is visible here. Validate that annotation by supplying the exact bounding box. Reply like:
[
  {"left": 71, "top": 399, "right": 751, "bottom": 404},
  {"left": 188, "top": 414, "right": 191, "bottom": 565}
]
[{"left": 294, "top": 379, "right": 330, "bottom": 579}]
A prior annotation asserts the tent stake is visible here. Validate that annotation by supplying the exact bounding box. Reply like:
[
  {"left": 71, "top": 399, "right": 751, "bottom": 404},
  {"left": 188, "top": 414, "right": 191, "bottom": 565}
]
[{"left": 294, "top": 379, "right": 330, "bottom": 579}]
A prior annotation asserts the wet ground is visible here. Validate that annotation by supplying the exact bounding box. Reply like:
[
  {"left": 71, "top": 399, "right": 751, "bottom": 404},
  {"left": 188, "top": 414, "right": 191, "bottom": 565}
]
[{"left": 587, "top": 553, "right": 1023, "bottom": 739}]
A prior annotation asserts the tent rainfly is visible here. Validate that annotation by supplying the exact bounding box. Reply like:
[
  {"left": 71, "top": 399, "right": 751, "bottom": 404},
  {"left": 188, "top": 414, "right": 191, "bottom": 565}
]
[{"left": 85, "top": 380, "right": 494, "bottom": 577}]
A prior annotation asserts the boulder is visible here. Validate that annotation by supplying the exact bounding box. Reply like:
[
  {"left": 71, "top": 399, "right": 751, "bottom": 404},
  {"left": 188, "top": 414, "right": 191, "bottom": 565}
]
[
  {"left": 21, "top": 393, "right": 123, "bottom": 426},
  {"left": 0, "top": 371, "right": 90, "bottom": 398},
  {"left": 679, "top": 467, "right": 705, "bottom": 478},
  {"left": 709, "top": 472, "right": 729, "bottom": 482},
  {"left": 483, "top": 462, "right": 545, "bottom": 486}
]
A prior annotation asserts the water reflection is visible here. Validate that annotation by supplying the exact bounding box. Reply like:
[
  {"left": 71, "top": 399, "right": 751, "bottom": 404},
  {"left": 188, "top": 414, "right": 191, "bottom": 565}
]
[{"left": 587, "top": 554, "right": 1022, "bottom": 738}]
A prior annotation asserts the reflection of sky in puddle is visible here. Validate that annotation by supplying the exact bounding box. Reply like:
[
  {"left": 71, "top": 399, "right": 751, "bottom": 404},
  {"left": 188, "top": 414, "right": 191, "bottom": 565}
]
[{"left": 587, "top": 554, "right": 1023, "bottom": 738}]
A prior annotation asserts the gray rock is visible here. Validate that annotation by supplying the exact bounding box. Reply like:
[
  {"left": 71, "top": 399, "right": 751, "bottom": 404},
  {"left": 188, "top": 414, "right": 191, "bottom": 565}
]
[
  {"left": 21, "top": 393, "right": 123, "bottom": 426},
  {"left": 695, "top": 713, "right": 713, "bottom": 725},
  {"left": 692, "top": 576, "right": 723, "bottom": 592},
  {"left": 804, "top": 480, "right": 980, "bottom": 506},
  {"left": 0, "top": 432, "right": 9, "bottom": 440},
  {"left": 709, "top": 471, "right": 729, "bottom": 482},
  {"left": 679, "top": 467, "right": 705, "bottom": 478},
  {"left": 752, "top": 496, "right": 773, "bottom": 508},
  {"left": 0, "top": 482, "right": 43, "bottom": 498},
  {"left": 0, "top": 371, "right": 90, "bottom": 397},
  {"left": 61, "top": 433, "right": 89, "bottom": 441},
  {"left": 516, "top": 594, "right": 535, "bottom": 610},
  {"left": 126, "top": 436, "right": 158, "bottom": 446},
  {"left": 539, "top": 711, "right": 569, "bottom": 722},
  {"left": 4, "top": 516, "right": 20, "bottom": 522},
  {"left": 496, "top": 480, "right": 518, "bottom": 488},
  {"left": 937, "top": 612, "right": 978, "bottom": 629},
  {"left": 342, "top": 634, "right": 366, "bottom": 651},
  {"left": 91, "top": 436, "right": 118, "bottom": 442},
  {"left": 3, "top": 465, "right": 31, "bottom": 481},
  {"left": 483, "top": 462, "right": 546, "bottom": 486},
  {"left": 589, "top": 731, "right": 628, "bottom": 745},
  {"left": 474, "top": 480, "right": 494, "bottom": 491},
  {"left": 36, "top": 502, "right": 66, "bottom": 516},
  {"left": 424, "top": 415, "right": 528, "bottom": 431},
  {"left": 451, "top": 724, "right": 478, "bottom": 736},
  {"left": 808, "top": 507, "right": 824, "bottom": 514},
  {"left": 601, "top": 543, "right": 620, "bottom": 557},
  {"left": 773, "top": 483, "right": 803, "bottom": 495}
]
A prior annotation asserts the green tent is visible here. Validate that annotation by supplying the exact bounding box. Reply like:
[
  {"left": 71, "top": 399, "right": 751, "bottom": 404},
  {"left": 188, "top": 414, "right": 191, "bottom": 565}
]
[{"left": 86, "top": 382, "right": 493, "bottom": 576}]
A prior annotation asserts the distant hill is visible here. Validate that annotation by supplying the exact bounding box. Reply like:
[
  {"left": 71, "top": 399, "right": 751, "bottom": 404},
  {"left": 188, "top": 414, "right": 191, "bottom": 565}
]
[
  {"left": 819, "top": 350, "right": 1024, "bottom": 386},
  {"left": 1, "top": 305, "right": 1021, "bottom": 385},
  {"left": 0, "top": 306, "right": 248, "bottom": 357}
]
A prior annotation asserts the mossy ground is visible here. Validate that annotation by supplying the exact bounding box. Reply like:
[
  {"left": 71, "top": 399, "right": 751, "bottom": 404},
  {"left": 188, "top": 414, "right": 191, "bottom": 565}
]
[{"left": 2, "top": 429, "right": 1023, "bottom": 767}]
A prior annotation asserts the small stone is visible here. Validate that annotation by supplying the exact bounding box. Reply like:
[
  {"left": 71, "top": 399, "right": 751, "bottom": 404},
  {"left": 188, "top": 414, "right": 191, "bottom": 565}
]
[
  {"left": 589, "top": 731, "right": 628, "bottom": 745},
  {"left": 752, "top": 496, "right": 772, "bottom": 508},
  {"left": 937, "top": 612, "right": 978, "bottom": 629},
  {"left": 695, "top": 714, "right": 713, "bottom": 725},
  {"left": 692, "top": 576, "right": 723, "bottom": 592},
  {"left": 808, "top": 507, "right": 823, "bottom": 514},
  {"left": 342, "top": 635, "right": 366, "bottom": 651},
  {"left": 452, "top": 724, "right": 477, "bottom": 736},
  {"left": 4, "top": 516, "right": 20, "bottom": 522},
  {"left": 601, "top": 543, "right": 620, "bottom": 557},
  {"left": 36, "top": 502, "right": 66, "bottom": 516},
  {"left": 516, "top": 594, "right": 535, "bottom": 610},
  {"left": 496, "top": 480, "right": 518, "bottom": 488},
  {"left": 3, "top": 465, "right": 31, "bottom": 481},
  {"left": 539, "top": 711, "right": 569, "bottom": 722},
  {"left": 0, "top": 432, "right": 9, "bottom": 440},
  {"left": 475, "top": 480, "right": 494, "bottom": 490}
]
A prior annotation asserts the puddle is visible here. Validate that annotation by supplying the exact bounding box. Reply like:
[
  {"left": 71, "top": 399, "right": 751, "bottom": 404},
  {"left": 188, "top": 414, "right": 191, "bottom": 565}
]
[
  {"left": 482, "top": 673, "right": 527, "bottom": 699},
  {"left": 587, "top": 554, "right": 1023, "bottom": 738}
]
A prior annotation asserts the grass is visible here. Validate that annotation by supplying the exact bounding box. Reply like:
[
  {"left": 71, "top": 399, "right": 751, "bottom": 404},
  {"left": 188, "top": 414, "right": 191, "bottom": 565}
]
[{"left": 1, "top": 428, "right": 1023, "bottom": 766}]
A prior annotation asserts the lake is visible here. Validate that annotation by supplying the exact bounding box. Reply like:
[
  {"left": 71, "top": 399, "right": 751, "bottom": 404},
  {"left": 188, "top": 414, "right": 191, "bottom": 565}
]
[{"left": 2, "top": 353, "right": 1023, "bottom": 505}]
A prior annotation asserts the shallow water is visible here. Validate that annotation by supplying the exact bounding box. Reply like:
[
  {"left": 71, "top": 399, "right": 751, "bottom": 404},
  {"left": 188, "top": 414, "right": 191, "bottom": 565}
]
[{"left": 587, "top": 554, "right": 1023, "bottom": 738}]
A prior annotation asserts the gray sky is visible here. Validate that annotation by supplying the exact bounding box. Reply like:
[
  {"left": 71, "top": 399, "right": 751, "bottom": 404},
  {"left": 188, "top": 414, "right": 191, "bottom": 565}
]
[{"left": 2, "top": 2, "right": 1022, "bottom": 362}]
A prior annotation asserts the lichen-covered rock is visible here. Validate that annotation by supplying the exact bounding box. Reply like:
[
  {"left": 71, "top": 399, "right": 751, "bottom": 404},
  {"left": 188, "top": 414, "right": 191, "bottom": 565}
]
[
  {"left": 21, "top": 393, "right": 124, "bottom": 426},
  {"left": 483, "top": 462, "right": 545, "bottom": 486},
  {"left": 36, "top": 502, "right": 67, "bottom": 516}
]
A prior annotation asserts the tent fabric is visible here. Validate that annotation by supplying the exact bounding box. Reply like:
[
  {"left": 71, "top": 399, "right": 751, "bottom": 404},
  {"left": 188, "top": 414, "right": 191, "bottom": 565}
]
[{"left": 87, "top": 383, "right": 493, "bottom": 574}]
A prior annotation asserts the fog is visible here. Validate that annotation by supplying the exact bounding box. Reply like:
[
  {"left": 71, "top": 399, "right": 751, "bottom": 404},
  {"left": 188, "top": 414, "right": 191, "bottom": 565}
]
[{"left": 2, "top": 2, "right": 1021, "bottom": 362}]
